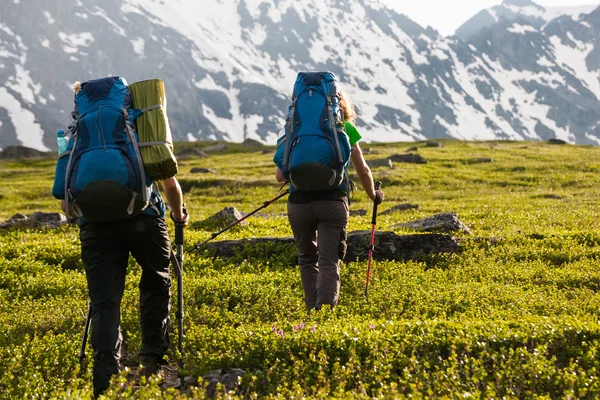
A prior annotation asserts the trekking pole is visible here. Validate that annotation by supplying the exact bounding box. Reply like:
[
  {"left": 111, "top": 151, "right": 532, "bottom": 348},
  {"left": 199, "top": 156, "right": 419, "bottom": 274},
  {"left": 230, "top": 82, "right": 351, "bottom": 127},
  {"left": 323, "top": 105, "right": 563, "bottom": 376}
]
[
  {"left": 365, "top": 181, "right": 382, "bottom": 300},
  {"left": 191, "top": 189, "right": 289, "bottom": 252},
  {"left": 79, "top": 302, "right": 92, "bottom": 364},
  {"left": 171, "top": 208, "right": 189, "bottom": 390}
]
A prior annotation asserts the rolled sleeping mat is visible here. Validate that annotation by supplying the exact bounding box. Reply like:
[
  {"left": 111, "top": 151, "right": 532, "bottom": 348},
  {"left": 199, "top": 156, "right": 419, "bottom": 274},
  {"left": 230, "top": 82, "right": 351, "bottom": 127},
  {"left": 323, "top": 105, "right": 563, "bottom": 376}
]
[{"left": 129, "top": 79, "right": 178, "bottom": 181}]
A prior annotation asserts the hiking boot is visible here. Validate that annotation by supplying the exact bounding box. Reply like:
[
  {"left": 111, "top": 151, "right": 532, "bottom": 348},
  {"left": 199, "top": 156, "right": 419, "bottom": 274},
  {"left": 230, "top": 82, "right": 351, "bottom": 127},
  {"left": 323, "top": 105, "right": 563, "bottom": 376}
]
[{"left": 139, "top": 355, "right": 161, "bottom": 377}]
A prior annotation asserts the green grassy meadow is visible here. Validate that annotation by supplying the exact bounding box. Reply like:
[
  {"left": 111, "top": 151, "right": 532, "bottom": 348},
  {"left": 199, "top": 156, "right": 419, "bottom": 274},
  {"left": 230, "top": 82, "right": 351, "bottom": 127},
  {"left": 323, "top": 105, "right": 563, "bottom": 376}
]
[{"left": 2, "top": 140, "right": 600, "bottom": 398}]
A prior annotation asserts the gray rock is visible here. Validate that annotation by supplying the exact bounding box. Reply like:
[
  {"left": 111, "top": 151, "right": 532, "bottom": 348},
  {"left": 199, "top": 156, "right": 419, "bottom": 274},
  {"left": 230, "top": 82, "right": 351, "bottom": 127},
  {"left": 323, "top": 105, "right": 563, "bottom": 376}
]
[
  {"left": 547, "top": 138, "right": 567, "bottom": 145},
  {"left": 177, "top": 148, "right": 209, "bottom": 160},
  {"left": 395, "top": 212, "right": 471, "bottom": 234},
  {"left": 198, "top": 230, "right": 460, "bottom": 264},
  {"left": 350, "top": 209, "right": 367, "bottom": 216},
  {"left": 242, "top": 138, "right": 263, "bottom": 148},
  {"left": 196, "top": 207, "right": 247, "bottom": 229},
  {"left": 190, "top": 167, "right": 216, "bottom": 174},
  {"left": 0, "top": 212, "right": 69, "bottom": 229},
  {"left": 388, "top": 153, "right": 428, "bottom": 164},
  {"left": 380, "top": 203, "right": 419, "bottom": 215},
  {"left": 203, "top": 143, "right": 229, "bottom": 153},
  {"left": 366, "top": 158, "right": 393, "bottom": 169},
  {"left": 406, "top": 146, "right": 418, "bottom": 152},
  {"left": 425, "top": 141, "right": 443, "bottom": 148},
  {"left": 203, "top": 368, "right": 246, "bottom": 398},
  {"left": 0, "top": 146, "right": 51, "bottom": 159}
]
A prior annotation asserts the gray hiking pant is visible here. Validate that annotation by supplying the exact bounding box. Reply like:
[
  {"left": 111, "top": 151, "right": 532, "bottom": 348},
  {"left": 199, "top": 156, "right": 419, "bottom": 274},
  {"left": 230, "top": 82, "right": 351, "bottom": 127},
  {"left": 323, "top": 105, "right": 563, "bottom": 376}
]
[
  {"left": 80, "top": 214, "right": 171, "bottom": 397},
  {"left": 287, "top": 199, "right": 349, "bottom": 310}
]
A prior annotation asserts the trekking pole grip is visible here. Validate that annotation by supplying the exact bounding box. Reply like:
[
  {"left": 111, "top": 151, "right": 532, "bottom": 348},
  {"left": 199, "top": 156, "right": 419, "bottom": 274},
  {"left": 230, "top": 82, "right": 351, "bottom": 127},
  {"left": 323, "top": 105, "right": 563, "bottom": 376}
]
[
  {"left": 173, "top": 207, "right": 188, "bottom": 246},
  {"left": 372, "top": 181, "right": 382, "bottom": 225}
]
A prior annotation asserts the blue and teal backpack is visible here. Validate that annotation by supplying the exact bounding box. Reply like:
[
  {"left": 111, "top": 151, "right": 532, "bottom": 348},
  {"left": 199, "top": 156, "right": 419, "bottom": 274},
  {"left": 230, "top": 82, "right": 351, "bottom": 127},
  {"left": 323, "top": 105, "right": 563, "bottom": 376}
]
[
  {"left": 52, "top": 76, "right": 156, "bottom": 222},
  {"left": 274, "top": 71, "right": 352, "bottom": 193}
]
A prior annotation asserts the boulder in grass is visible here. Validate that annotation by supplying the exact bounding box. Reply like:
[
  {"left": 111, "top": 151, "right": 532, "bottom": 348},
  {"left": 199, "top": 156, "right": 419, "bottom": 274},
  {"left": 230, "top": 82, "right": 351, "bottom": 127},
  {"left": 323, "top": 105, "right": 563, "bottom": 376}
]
[
  {"left": 190, "top": 167, "right": 216, "bottom": 174},
  {"left": 345, "top": 231, "right": 460, "bottom": 262},
  {"left": 388, "top": 153, "right": 427, "bottom": 164},
  {"left": 200, "top": 231, "right": 461, "bottom": 264},
  {"left": 203, "top": 368, "right": 246, "bottom": 398},
  {"left": 406, "top": 146, "right": 418, "bottom": 152},
  {"left": 380, "top": 203, "right": 419, "bottom": 215},
  {"left": 425, "top": 141, "right": 443, "bottom": 148},
  {"left": 0, "top": 146, "right": 51, "bottom": 159},
  {"left": 0, "top": 212, "right": 69, "bottom": 229},
  {"left": 395, "top": 212, "right": 471, "bottom": 234},
  {"left": 242, "top": 138, "right": 263, "bottom": 148},
  {"left": 366, "top": 158, "right": 393, "bottom": 169},
  {"left": 548, "top": 138, "right": 567, "bottom": 145},
  {"left": 195, "top": 207, "right": 247, "bottom": 230},
  {"left": 203, "top": 143, "right": 228, "bottom": 153},
  {"left": 350, "top": 209, "right": 367, "bottom": 217},
  {"left": 177, "top": 148, "right": 209, "bottom": 160}
]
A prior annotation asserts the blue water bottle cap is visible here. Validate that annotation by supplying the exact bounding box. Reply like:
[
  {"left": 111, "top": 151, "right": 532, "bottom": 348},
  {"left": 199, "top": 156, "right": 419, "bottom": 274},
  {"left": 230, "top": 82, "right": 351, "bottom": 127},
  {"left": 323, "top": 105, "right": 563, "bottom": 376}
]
[{"left": 57, "top": 129, "right": 65, "bottom": 136}]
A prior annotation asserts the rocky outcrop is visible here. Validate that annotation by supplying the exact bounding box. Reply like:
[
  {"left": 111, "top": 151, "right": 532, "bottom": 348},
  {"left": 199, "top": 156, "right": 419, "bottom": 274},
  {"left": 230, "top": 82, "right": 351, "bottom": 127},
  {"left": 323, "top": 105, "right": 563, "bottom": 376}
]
[
  {"left": 190, "top": 167, "right": 217, "bottom": 174},
  {"left": 203, "top": 143, "right": 229, "bottom": 153},
  {"left": 202, "top": 368, "right": 246, "bottom": 398},
  {"left": 197, "top": 230, "right": 460, "bottom": 264},
  {"left": 388, "top": 154, "right": 427, "bottom": 164},
  {"left": 242, "top": 138, "right": 264, "bottom": 148},
  {"left": 176, "top": 148, "right": 209, "bottom": 160},
  {"left": 366, "top": 159, "right": 394, "bottom": 169},
  {"left": 395, "top": 212, "right": 471, "bottom": 234},
  {"left": 0, "top": 146, "right": 52, "bottom": 159},
  {"left": 194, "top": 207, "right": 247, "bottom": 230},
  {"left": 0, "top": 212, "right": 69, "bottom": 229}
]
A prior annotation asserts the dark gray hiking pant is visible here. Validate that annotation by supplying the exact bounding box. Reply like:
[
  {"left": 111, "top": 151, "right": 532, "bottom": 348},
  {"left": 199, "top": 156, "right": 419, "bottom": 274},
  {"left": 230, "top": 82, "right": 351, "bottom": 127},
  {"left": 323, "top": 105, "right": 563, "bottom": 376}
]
[
  {"left": 80, "top": 214, "right": 171, "bottom": 397},
  {"left": 287, "top": 199, "right": 349, "bottom": 310}
]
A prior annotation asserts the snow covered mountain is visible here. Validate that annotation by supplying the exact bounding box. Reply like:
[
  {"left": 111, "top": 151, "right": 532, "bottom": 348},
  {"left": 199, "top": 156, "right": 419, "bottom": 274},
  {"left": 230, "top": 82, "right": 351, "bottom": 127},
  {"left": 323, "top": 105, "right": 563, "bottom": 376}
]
[
  {"left": 0, "top": 0, "right": 600, "bottom": 151},
  {"left": 456, "top": 0, "right": 598, "bottom": 41}
]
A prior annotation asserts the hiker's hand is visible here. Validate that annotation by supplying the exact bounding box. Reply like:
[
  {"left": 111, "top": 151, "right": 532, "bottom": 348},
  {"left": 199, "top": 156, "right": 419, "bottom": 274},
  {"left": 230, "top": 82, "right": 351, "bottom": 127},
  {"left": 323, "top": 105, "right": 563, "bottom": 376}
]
[
  {"left": 374, "top": 190, "right": 384, "bottom": 205},
  {"left": 171, "top": 207, "right": 190, "bottom": 226}
]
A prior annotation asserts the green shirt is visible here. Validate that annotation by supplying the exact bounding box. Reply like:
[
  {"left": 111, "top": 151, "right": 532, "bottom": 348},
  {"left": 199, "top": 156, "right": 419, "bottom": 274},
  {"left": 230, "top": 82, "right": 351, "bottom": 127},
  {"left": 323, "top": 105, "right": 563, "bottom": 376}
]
[{"left": 344, "top": 121, "right": 362, "bottom": 146}]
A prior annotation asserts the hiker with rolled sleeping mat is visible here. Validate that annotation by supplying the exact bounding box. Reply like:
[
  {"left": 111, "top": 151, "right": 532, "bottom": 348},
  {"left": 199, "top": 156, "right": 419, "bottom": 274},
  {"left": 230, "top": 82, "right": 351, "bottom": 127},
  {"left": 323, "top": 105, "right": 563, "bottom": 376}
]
[
  {"left": 274, "top": 71, "right": 384, "bottom": 311},
  {"left": 51, "top": 76, "right": 189, "bottom": 398}
]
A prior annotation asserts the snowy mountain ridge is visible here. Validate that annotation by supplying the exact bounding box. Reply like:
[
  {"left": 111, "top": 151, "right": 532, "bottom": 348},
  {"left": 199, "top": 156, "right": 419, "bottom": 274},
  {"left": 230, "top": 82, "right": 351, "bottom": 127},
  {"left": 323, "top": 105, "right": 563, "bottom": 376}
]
[{"left": 0, "top": 0, "right": 599, "bottom": 151}]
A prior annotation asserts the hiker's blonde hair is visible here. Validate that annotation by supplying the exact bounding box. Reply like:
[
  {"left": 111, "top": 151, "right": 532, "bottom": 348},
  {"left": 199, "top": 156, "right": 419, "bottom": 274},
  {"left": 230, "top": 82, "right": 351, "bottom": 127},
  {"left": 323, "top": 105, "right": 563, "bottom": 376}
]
[
  {"left": 73, "top": 81, "right": 82, "bottom": 94},
  {"left": 339, "top": 91, "right": 356, "bottom": 123}
]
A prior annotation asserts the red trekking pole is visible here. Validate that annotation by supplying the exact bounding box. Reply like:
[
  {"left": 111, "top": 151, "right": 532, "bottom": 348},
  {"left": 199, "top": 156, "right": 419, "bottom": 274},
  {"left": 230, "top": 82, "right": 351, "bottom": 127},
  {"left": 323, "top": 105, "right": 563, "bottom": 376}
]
[{"left": 365, "top": 181, "right": 382, "bottom": 299}]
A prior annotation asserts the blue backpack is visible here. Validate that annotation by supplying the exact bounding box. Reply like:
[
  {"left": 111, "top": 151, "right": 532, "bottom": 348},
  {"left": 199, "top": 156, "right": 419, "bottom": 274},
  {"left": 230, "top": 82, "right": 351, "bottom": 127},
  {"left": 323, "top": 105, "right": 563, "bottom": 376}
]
[
  {"left": 52, "top": 76, "right": 153, "bottom": 222},
  {"left": 274, "top": 71, "right": 352, "bottom": 193}
]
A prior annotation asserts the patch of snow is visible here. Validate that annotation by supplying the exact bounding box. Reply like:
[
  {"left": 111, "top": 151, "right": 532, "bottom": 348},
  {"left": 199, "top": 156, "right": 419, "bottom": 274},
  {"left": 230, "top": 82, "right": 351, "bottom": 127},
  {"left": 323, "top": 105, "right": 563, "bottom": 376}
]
[
  {"left": 186, "top": 133, "right": 197, "bottom": 142},
  {"left": 487, "top": 9, "right": 499, "bottom": 22},
  {"left": 75, "top": 12, "right": 89, "bottom": 20},
  {"left": 508, "top": 24, "right": 537, "bottom": 34},
  {"left": 244, "top": 114, "right": 264, "bottom": 142},
  {"left": 131, "top": 37, "right": 145, "bottom": 56},
  {"left": 544, "top": 5, "right": 598, "bottom": 20},
  {"left": 44, "top": 11, "right": 55, "bottom": 25},
  {"left": 504, "top": 4, "right": 545, "bottom": 18},
  {"left": 58, "top": 31, "right": 94, "bottom": 54},
  {"left": 40, "top": 39, "right": 50, "bottom": 49},
  {"left": 537, "top": 56, "right": 554, "bottom": 68},
  {"left": 0, "top": 87, "right": 49, "bottom": 151},
  {"left": 5, "top": 65, "right": 42, "bottom": 105},
  {"left": 550, "top": 35, "right": 600, "bottom": 100}
]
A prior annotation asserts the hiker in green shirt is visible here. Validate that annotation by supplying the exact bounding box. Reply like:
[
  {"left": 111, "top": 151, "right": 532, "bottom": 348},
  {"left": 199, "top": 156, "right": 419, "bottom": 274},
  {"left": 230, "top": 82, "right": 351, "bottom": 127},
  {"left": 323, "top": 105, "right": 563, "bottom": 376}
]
[{"left": 276, "top": 91, "right": 384, "bottom": 310}]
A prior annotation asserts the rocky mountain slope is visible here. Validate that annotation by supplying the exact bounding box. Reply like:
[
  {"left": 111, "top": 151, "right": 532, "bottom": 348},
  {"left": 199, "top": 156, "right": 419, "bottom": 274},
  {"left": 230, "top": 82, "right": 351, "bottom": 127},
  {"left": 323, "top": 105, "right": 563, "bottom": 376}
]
[{"left": 0, "top": 0, "right": 599, "bottom": 150}]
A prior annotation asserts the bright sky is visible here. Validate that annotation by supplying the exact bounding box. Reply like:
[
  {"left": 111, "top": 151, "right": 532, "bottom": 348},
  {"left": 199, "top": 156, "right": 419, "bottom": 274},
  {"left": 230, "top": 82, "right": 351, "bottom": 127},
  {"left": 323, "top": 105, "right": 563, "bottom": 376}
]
[{"left": 378, "top": 0, "right": 595, "bottom": 36}]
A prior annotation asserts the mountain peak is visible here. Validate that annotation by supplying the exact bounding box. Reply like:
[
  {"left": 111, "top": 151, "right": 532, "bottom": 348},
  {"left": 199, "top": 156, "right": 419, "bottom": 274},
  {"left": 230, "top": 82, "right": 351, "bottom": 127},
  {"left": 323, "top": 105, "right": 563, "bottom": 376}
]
[{"left": 501, "top": 0, "right": 543, "bottom": 9}]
